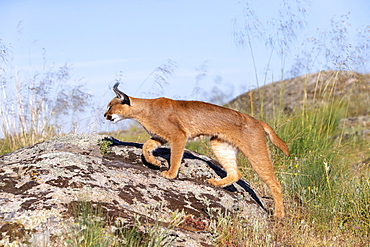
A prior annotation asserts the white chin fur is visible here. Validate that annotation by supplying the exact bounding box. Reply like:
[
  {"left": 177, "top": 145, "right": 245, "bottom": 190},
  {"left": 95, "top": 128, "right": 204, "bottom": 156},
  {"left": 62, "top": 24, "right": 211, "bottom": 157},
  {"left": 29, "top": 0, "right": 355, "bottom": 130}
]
[{"left": 111, "top": 114, "right": 124, "bottom": 124}]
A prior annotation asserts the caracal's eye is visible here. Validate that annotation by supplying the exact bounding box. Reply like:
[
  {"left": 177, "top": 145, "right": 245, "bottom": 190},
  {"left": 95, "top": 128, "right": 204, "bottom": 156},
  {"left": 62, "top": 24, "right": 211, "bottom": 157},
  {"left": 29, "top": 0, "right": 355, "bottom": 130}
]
[{"left": 107, "top": 105, "right": 112, "bottom": 111}]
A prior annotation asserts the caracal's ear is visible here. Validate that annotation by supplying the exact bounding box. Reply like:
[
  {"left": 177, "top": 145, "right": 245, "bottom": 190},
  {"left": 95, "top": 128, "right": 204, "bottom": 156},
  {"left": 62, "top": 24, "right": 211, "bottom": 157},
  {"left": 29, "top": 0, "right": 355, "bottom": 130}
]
[{"left": 113, "top": 82, "right": 131, "bottom": 106}]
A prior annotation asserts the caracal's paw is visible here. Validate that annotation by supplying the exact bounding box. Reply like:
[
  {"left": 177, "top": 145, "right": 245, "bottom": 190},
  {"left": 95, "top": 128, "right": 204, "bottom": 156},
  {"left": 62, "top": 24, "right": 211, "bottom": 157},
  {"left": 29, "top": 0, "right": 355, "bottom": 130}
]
[
  {"left": 273, "top": 208, "right": 285, "bottom": 219},
  {"left": 151, "top": 159, "right": 162, "bottom": 167},
  {"left": 143, "top": 155, "right": 162, "bottom": 167},
  {"left": 207, "top": 178, "right": 222, "bottom": 187},
  {"left": 161, "top": 170, "right": 177, "bottom": 179}
]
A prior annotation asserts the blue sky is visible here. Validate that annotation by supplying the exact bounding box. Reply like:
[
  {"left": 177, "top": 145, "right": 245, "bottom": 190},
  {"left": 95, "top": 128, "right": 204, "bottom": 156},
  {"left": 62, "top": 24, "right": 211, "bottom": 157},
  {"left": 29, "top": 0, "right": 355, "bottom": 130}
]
[{"left": 1, "top": 0, "right": 369, "bottom": 133}]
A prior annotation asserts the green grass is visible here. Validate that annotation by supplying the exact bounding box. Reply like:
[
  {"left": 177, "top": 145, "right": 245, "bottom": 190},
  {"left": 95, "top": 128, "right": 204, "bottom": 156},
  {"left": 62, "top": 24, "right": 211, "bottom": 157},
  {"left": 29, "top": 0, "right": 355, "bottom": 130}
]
[
  {"left": 277, "top": 94, "right": 369, "bottom": 234},
  {"left": 98, "top": 138, "right": 114, "bottom": 155},
  {"left": 238, "top": 82, "right": 369, "bottom": 244},
  {"left": 64, "top": 201, "right": 174, "bottom": 247}
]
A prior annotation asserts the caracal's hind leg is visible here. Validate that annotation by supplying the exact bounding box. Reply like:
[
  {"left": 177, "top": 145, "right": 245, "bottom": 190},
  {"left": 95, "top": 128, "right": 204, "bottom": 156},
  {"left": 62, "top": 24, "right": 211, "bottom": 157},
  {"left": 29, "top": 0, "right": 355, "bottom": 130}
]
[
  {"left": 142, "top": 138, "right": 166, "bottom": 166},
  {"left": 208, "top": 137, "right": 242, "bottom": 187},
  {"left": 239, "top": 136, "right": 284, "bottom": 219}
]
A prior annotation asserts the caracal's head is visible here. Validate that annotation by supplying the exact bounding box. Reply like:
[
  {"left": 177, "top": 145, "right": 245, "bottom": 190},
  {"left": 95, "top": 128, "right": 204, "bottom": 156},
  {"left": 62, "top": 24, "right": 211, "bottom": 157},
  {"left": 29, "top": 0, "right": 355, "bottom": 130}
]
[{"left": 104, "top": 83, "right": 132, "bottom": 124}]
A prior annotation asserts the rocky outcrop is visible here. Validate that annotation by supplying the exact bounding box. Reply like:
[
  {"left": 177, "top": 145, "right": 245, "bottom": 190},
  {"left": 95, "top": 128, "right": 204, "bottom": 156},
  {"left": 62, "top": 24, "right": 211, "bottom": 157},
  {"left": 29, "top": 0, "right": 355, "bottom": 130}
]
[
  {"left": 339, "top": 115, "right": 370, "bottom": 140},
  {"left": 0, "top": 134, "right": 267, "bottom": 246},
  {"left": 227, "top": 70, "right": 370, "bottom": 118}
]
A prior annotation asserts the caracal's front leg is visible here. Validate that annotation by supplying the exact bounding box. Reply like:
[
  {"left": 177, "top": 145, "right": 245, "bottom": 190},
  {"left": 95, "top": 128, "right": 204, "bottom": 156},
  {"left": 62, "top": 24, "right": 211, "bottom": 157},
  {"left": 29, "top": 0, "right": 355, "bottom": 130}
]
[
  {"left": 161, "top": 137, "right": 187, "bottom": 179},
  {"left": 142, "top": 138, "right": 166, "bottom": 166}
]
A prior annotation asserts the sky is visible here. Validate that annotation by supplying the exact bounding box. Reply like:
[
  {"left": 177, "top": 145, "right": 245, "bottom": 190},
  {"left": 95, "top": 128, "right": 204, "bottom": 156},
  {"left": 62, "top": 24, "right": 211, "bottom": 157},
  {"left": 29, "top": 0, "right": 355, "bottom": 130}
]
[{"left": 1, "top": 0, "right": 369, "bottom": 133}]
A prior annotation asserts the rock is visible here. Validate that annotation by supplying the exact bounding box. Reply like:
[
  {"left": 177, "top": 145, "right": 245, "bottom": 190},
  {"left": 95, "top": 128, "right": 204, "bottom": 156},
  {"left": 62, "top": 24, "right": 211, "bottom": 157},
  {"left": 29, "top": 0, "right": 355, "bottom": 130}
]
[
  {"left": 335, "top": 115, "right": 370, "bottom": 141},
  {"left": 0, "top": 133, "right": 267, "bottom": 246},
  {"left": 340, "top": 115, "right": 370, "bottom": 128},
  {"left": 227, "top": 70, "right": 370, "bottom": 118},
  {"left": 353, "top": 158, "right": 370, "bottom": 172}
]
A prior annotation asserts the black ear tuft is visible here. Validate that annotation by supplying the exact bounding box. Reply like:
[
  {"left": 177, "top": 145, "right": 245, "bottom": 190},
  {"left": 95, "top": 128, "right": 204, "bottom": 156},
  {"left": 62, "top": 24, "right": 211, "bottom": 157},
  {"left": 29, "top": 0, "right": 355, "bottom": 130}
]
[{"left": 113, "top": 82, "right": 131, "bottom": 105}]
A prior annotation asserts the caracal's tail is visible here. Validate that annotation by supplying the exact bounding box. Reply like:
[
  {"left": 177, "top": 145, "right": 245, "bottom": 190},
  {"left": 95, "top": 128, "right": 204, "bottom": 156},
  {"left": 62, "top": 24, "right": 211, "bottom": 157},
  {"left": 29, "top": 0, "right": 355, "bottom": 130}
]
[{"left": 257, "top": 120, "right": 290, "bottom": 157}]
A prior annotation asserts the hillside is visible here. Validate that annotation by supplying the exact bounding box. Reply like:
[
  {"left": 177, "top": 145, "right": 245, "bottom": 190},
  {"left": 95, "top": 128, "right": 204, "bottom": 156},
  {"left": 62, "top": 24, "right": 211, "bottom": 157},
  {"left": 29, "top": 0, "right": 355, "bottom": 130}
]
[{"left": 226, "top": 70, "right": 370, "bottom": 119}]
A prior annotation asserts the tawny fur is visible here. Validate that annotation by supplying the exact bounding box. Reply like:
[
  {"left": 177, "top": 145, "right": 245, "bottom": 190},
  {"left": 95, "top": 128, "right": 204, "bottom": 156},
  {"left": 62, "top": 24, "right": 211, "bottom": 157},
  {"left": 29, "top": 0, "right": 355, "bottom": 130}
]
[{"left": 104, "top": 83, "right": 289, "bottom": 218}]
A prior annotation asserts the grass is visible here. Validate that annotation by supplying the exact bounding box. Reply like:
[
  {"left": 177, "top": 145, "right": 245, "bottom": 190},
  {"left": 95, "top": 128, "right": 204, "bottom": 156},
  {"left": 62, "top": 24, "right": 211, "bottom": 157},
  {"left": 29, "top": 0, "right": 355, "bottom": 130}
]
[
  {"left": 278, "top": 77, "right": 369, "bottom": 234},
  {"left": 234, "top": 72, "right": 369, "bottom": 245},
  {"left": 0, "top": 58, "right": 91, "bottom": 155},
  {"left": 64, "top": 201, "right": 175, "bottom": 247},
  {"left": 98, "top": 138, "right": 114, "bottom": 155}
]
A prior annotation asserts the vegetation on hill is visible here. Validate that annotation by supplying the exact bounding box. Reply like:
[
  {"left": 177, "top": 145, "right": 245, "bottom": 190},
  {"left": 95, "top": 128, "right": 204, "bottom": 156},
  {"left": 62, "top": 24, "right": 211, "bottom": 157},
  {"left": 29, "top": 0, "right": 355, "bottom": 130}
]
[{"left": 226, "top": 70, "right": 370, "bottom": 120}]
